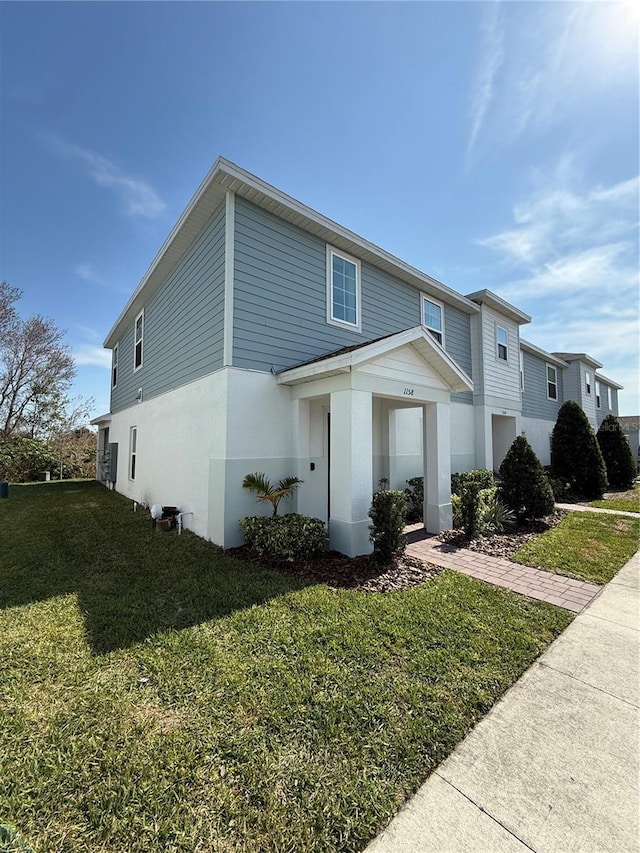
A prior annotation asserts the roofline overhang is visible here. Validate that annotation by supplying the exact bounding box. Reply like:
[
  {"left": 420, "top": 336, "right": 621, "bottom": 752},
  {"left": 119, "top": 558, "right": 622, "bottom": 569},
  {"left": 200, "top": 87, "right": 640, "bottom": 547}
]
[
  {"left": 104, "top": 157, "right": 480, "bottom": 348},
  {"left": 276, "top": 326, "right": 474, "bottom": 394},
  {"left": 90, "top": 412, "right": 112, "bottom": 426},
  {"left": 595, "top": 373, "right": 624, "bottom": 390},
  {"left": 465, "top": 289, "right": 531, "bottom": 325},
  {"left": 552, "top": 352, "right": 603, "bottom": 369},
  {"left": 519, "top": 339, "right": 569, "bottom": 369}
]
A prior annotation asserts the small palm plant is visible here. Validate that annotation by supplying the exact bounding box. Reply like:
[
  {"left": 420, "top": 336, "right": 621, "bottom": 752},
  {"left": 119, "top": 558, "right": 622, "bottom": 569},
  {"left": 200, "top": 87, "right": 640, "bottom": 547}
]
[{"left": 242, "top": 472, "right": 303, "bottom": 516}]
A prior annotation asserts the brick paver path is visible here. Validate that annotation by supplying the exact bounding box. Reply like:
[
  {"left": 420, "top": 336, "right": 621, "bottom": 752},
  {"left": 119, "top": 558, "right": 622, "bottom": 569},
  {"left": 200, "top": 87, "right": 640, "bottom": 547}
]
[{"left": 405, "top": 530, "right": 601, "bottom": 613}]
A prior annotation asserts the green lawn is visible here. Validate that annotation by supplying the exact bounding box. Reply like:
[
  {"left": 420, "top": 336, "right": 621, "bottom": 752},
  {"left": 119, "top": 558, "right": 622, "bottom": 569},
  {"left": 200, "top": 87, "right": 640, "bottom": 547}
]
[
  {"left": 515, "top": 510, "right": 640, "bottom": 584},
  {"left": 1, "top": 481, "right": 572, "bottom": 853},
  {"left": 590, "top": 483, "right": 640, "bottom": 514}
]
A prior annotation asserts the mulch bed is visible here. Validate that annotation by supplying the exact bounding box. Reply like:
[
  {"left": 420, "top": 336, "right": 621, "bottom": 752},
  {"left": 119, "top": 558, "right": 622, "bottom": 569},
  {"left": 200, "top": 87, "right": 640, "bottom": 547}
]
[
  {"left": 225, "top": 546, "right": 442, "bottom": 593},
  {"left": 437, "top": 509, "right": 568, "bottom": 560}
]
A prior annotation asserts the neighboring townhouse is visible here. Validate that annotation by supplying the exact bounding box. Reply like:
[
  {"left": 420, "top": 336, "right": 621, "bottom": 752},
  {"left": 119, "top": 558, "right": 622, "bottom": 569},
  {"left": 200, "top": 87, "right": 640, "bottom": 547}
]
[{"left": 92, "top": 158, "right": 624, "bottom": 556}]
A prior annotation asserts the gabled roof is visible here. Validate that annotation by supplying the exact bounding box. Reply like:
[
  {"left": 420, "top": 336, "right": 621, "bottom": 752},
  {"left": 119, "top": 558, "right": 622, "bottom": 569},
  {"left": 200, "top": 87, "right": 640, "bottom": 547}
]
[
  {"left": 104, "top": 158, "right": 479, "bottom": 348},
  {"left": 553, "top": 352, "right": 603, "bottom": 369},
  {"left": 276, "top": 326, "right": 474, "bottom": 394},
  {"left": 465, "top": 289, "right": 531, "bottom": 325}
]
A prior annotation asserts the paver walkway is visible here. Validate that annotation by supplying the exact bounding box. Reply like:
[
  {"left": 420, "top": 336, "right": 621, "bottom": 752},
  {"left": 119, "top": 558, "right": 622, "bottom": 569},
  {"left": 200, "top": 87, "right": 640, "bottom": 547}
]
[{"left": 405, "top": 530, "right": 600, "bottom": 613}]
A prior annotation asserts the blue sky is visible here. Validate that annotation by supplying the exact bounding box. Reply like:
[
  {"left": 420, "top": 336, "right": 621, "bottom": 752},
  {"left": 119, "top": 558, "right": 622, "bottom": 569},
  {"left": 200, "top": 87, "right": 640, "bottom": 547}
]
[{"left": 1, "top": 1, "right": 638, "bottom": 416}]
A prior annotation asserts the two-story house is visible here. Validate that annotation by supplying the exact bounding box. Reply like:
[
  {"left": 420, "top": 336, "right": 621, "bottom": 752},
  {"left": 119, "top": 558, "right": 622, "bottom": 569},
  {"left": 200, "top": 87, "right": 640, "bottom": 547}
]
[{"left": 93, "top": 158, "right": 623, "bottom": 556}]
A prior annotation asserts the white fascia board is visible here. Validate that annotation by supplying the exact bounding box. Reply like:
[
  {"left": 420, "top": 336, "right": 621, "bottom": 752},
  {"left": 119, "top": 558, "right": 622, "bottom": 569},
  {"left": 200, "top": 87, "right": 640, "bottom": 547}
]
[
  {"left": 90, "top": 413, "right": 112, "bottom": 426},
  {"left": 520, "top": 339, "right": 569, "bottom": 369},
  {"left": 553, "top": 352, "right": 603, "bottom": 369},
  {"left": 466, "top": 289, "right": 531, "bottom": 325},
  {"left": 595, "top": 373, "right": 624, "bottom": 390}
]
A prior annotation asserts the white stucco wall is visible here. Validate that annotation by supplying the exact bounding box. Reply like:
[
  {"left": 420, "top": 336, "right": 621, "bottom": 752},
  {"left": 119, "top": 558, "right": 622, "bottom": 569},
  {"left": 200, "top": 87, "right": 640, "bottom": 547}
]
[{"left": 520, "top": 416, "right": 555, "bottom": 466}]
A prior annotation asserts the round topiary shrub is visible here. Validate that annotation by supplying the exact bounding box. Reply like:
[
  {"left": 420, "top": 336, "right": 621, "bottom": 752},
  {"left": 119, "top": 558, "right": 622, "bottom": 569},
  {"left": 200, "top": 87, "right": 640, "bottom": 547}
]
[
  {"left": 597, "top": 415, "right": 637, "bottom": 489},
  {"left": 551, "top": 401, "right": 608, "bottom": 500},
  {"left": 499, "top": 435, "right": 555, "bottom": 520}
]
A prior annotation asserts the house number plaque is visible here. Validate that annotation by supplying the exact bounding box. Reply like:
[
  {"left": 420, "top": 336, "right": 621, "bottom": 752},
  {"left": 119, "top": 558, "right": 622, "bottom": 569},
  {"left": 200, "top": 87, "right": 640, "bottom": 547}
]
[{"left": 403, "top": 388, "right": 415, "bottom": 396}]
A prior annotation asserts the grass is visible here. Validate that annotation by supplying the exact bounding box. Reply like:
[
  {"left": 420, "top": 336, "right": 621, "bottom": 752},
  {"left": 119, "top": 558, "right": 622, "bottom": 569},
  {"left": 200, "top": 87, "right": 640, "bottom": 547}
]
[
  {"left": 514, "top": 510, "right": 639, "bottom": 584},
  {"left": 0, "top": 481, "right": 573, "bottom": 853},
  {"left": 590, "top": 483, "right": 640, "bottom": 514}
]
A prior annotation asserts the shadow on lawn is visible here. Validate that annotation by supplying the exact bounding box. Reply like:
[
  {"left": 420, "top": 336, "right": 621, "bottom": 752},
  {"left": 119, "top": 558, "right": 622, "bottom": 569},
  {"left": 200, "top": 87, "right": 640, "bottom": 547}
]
[{"left": 0, "top": 481, "right": 311, "bottom": 655}]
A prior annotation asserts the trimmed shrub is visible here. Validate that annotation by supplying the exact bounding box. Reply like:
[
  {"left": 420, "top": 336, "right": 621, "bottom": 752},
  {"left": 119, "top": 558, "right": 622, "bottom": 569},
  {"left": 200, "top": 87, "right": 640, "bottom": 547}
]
[
  {"left": 597, "top": 415, "right": 637, "bottom": 489},
  {"left": 239, "top": 513, "right": 328, "bottom": 561},
  {"left": 551, "top": 401, "right": 608, "bottom": 500},
  {"left": 459, "top": 479, "right": 483, "bottom": 538},
  {"left": 451, "top": 469, "right": 494, "bottom": 496},
  {"left": 451, "top": 493, "right": 462, "bottom": 529},
  {"left": 479, "top": 491, "right": 516, "bottom": 533},
  {"left": 369, "top": 489, "right": 407, "bottom": 565},
  {"left": 544, "top": 467, "right": 573, "bottom": 502},
  {"left": 404, "top": 476, "right": 424, "bottom": 523},
  {"left": 499, "top": 436, "right": 555, "bottom": 520}
]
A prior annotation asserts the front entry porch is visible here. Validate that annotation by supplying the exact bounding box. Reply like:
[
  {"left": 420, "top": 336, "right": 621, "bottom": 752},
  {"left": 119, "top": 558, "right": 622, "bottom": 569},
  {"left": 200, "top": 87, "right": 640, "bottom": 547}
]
[{"left": 278, "top": 327, "right": 474, "bottom": 557}]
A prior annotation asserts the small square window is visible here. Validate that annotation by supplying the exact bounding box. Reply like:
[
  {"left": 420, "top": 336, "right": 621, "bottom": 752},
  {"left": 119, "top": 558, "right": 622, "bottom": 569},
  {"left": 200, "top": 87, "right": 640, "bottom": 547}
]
[
  {"left": 547, "top": 365, "right": 558, "bottom": 400},
  {"left": 134, "top": 310, "right": 144, "bottom": 371},
  {"left": 497, "top": 326, "right": 508, "bottom": 361},
  {"left": 421, "top": 295, "right": 444, "bottom": 345},
  {"left": 326, "top": 247, "right": 361, "bottom": 331}
]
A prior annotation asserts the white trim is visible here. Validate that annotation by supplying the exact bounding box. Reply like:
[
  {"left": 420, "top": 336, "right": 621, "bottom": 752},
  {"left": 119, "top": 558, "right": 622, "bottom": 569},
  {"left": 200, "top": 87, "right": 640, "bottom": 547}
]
[
  {"left": 133, "top": 309, "right": 144, "bottom": 372},
  {"left": 585, "top": 370, "right": 591, "bottom": 395},
  {"left": 546, "top": 363, "right": 558, "bottom": 401},
  {"left": 112, "top": 341, "right": 119, "bottom": 389},
  {"left": 519, "top": 349, "right": 524, "bottom": 391},
  {"left": 607, "top": 386, "right": 612, "bottom": 410},
  {"left": 326, "top": 245, "right": 362, "bottom": 333},
  {"left": 596, "top": 380, "right": 601, "bottom": 409},
  {"left": 223, "top": 190, "right": 235, "bottom": 366},
  {"left": 421, "top": 293, "right": 445, "bottom": 346},
  {"left": 496, "top": 324, "right": 508, "bottom": 362}
]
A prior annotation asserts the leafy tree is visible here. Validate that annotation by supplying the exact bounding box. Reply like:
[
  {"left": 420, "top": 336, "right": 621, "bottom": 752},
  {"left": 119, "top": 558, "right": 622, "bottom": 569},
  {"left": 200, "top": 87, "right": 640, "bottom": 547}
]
[
  {"left": 0, "top": 282, "right": 75, "bottom": 438},
  {"left": 499, "top": 435, "right": 555, "bottom": 520},
  {"left": 0, "top": 434, "right": 58, "bottom": 482},
  {"left": 551, "top": 401, "right": 608, "bottom": 499},
  {"left": 242, "top": 472, "right": 303, "bottom": 516},
  {"left": 597, "top": 415, "right": 637, "bottom": 489}
]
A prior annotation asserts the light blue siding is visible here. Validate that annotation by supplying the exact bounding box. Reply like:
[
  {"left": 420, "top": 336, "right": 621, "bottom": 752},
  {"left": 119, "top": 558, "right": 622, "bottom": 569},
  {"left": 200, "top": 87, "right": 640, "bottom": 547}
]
[
  {"left": 521, "top": 351, "right": 564, "bottom": 420},
  {"left": 596, "top": 384, "right": 619, "bottom": 427},
  {"left": 110, "top": 202, "right": 225, "bottom": 413},
  {"left": 233, "top": 197, "right": 473, "bottom": 400}
]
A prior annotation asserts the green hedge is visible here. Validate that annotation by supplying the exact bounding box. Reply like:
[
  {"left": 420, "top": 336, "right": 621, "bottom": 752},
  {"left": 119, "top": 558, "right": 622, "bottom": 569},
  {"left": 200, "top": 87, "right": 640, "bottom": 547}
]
[{"left": 239, "top": 513, "right": 328, "bottom": 561}]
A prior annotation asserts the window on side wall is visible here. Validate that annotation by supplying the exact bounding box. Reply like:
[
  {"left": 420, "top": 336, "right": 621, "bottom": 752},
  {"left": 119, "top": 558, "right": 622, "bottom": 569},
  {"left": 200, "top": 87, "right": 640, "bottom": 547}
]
[
  {"left": 596, "top": 381, "right": 601, "bottom": 408},
  {"left": 585, "top": 371, "right": 591, "bottom": 394},
  {"left": 421, "top": 295, "right": 444, "bottom": 345},
  {"left": 326, "top": 247, "right": 361, "bottom": 331},
  {"left": 519, "top": 350, "right": 524, "bottom": 391},
  {"left": 546, "top": 364, "right": 558, "bottom": 400},
  {"left": 134, "top": 310, "right": 144, "bottom": 371},
  {"left": 129, "top": 426, "right": 137, "bottom": 480},
  {"left": 112, "top": 343, "right": 119, "bottom": 389},
  {"left": 607, "top": 386, "right": 612, "bottom": 409},
  {"left": 496, "top": 326, "right": 508, "bottom": 361}
]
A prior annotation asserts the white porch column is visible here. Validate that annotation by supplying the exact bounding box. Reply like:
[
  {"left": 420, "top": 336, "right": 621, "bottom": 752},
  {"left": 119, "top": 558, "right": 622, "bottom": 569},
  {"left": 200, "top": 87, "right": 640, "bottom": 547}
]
[
  {"left": 329, "top": 389, "right": 373, "bottom": 557},
  {"left": 292, "top": 398, "right": 310, "bottom": 516},
  {"left": 423, "top": 402, "right": 452, "bottom": 533},
  {"left": 474, "top": 405, "right": 493, "bottom": 471}
]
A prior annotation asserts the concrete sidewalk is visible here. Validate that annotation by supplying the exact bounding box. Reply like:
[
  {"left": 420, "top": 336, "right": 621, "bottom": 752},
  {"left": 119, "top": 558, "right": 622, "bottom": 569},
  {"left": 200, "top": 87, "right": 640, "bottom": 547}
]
[{"left": 364, "top": 551, "right": 640, "bottom": 853}]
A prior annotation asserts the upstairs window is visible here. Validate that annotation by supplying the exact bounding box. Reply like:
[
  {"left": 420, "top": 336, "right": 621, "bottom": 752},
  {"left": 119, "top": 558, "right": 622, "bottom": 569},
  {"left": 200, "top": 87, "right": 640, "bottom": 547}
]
[
  {"left": 421, "top": 296, "right": 444, "bottom": 345},
  {"left": 112, "top": 343, "right": 119, "bottom": 389},
  {"left": 129, "top": 426, "right": 137, "bottom": 480},
  {"left": 585, "top": 371, "right": 591, "bottom": 394},
  {"left": 607, "top": 386, "right": 612, "bottom": 409},
  {"left": 519, "top": 350, "right": 524, "bottom": 391},
  {"left": 596, "top": 381, "right": 601, "bottom": 408},
  {"left": 497, "top": 326, "right": 508, "bottom": 361},
  {"left": 546, "top": 364, "right": 558, "bottom": 400},
  {"left": 134, "top": 310, "right": 144, "bottom": 371},
  {"left": 327, "top": 247, "right": 361, "bottom": 331}
]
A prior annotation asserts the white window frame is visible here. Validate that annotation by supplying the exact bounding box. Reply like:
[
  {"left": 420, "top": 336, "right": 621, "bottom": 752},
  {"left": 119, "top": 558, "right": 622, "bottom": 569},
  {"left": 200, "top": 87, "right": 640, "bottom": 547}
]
[
  {"left": 546, "top": 364, "right": 558, "bottom": 401},
  {"left": 585, "top": 371, "right": 591, "bottom": 394},
  {"left": 326, "top": 246, "right": 361, "bottom": 333},
  {"left": 496, "top": 325, "right": 508, "bottom": 361},
  {"left": 129, "top": 426, "right": 137, "bottom": 481},
  {"left": 421, "top": 294, "right": 445, "bottom": 346},
  {"left": 519, "top": 349, "right": 524, "bottom": 391},
  {"left": 134, "top": 309, "right": 144, "bottom": 372},
  {"left": 112, "top": 342, "right": 119, "bottom": 389},
  {"left": 607, "top": 386, "right": 612, "bottom": 409},
  {"left": 596, "top": 380, "right": 601, "bottom": 409}
]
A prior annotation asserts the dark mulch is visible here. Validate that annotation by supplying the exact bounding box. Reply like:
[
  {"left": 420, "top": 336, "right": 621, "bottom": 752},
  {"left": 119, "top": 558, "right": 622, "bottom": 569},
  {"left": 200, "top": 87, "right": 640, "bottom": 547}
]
[
  {"left": 438, "top": 509, "right": 569, "bottom": 560},
  {"left": 225, "top": 546, "right": 442, "bottom": 593}
]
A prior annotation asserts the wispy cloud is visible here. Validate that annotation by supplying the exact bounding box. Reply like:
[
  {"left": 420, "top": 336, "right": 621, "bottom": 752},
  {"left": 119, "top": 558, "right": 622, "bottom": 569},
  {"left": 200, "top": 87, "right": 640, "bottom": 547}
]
[
  {"left": 73, "top": 345, "right": 111, "bottom": 369},
  {"left": 48, "top": 136, "right": 166, "bottom": 219},
  {"left": 467, "top": 2, "right": 504, "bottom": 160}
]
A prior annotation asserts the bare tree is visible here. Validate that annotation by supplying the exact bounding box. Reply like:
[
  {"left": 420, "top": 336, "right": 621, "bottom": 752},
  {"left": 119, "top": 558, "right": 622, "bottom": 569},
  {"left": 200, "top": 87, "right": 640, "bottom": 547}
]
[
  {"left": 49, "top": 395, "right": 95, "bottom": 480},
  {"left": 0, "top": 282, "right": 76, "bottom": 438}
]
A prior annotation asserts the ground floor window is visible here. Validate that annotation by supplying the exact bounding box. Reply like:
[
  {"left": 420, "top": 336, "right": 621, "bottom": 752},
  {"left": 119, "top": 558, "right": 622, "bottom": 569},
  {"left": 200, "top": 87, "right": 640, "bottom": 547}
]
[{"left": 129, "top": 427, "right": 137, "bottom": 480}]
